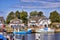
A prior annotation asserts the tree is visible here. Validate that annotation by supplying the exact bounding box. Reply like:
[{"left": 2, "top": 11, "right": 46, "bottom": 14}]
[
  {"left": 6, "top": 11, "right": 15, "bottom": 24},
  {"left": 15, "top": 11, "right": 20, "bottom": 19},
  {"left": 49, "top": 11, "right": 60, "bottom": 22},
  {"left": 57, "top": 14, "right": 60, "bottom": 22},
  {"left": 30, "top": 11, "right": 38, "bottom": 16},
  {"left": 38, "top": 11, "right": 44, "bottom": 17},
  {"left": 20, "top": 11, "right": 28, "bottom": 24}
]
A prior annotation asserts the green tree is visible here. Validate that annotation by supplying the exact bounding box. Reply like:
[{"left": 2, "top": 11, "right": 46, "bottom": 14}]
[
  {"left": 6, "top": 11, "right": 14, "bottom": 24},
  {"left": 38, "top": 11, "right": 44, "bottom": 17},
  {"left": 20, "top": 11, "right": 28, "bottom": 24},
  {"left": 30, "top": 11, "right": 38, "bottom": 16},
  {"left": 57, "top": 14, "right": 60, "bottom": 22},
  {"left": 15, "top": 11, "right": 20, "bottom": 19},
  {"left": 49, "top": 11, "right": 60, "bottom": 22},
  {"left": 59, "top": 15, "right": 60, "bottom": 22}
]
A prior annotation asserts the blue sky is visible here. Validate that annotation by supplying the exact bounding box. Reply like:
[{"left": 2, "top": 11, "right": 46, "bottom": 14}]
[{"left": 0, "top": 0, "right": 60, "bottom": 19}]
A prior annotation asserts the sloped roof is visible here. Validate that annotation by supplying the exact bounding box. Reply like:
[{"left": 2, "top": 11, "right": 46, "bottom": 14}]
[
  {"left": 29, "top": 16, "right": 39, "bottom": 23},
  {"left": 10, "top": 18, "right": 23, "bottom": 24},
  {"left": 52, "top": 22, "right": 60, "bottom": 25},
  {"left": 29, "top": 16, "right": 47, "bottom": 23}
]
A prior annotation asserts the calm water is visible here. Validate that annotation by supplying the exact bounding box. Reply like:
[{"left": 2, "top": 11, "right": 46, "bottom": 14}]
[
  {"left": 23, "top": 32, "right": 60, "bottom": 40},
  {"left": 13, "top": 32, "right": 60, "bottom": 40}
]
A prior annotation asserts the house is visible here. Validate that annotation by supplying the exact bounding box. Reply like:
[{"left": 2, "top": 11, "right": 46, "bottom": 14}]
[
  {"left": 52, "top": 22, "right": 60, "bottom": 28},
  {"left": 38, "top": 18, "right": 51, "bottom": 27},
  {"left": 0, "top": 17, "right": 5, "bottom": 28},
  {"left": 28, "top": 16, "right": 40, "bottom": 27},
  {"left": 9, "top": 18, "right": 24, "bottom": 28},
  {"left": 28, "top": 16, "right": 51, "bottom": 28}
]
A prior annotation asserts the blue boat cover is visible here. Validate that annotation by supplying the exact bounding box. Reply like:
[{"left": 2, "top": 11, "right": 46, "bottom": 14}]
[
  {"left": 0, "top": 34, "right": 7, "bottom": 40},
  {"left": 13, "top": 30, "right": 32, "bottom": 34},
  {"left": 44, "top": 27, "right": 48, "bottom": 30}
]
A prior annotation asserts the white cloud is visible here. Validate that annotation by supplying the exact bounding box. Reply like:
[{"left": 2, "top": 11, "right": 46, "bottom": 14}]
[
  {"left": 21, "top": 0, "right": 40, "bottom": 2},
  {"left": 12, "top": 0, "right": 60, "bottom": 8},
  {"left": 12, "top": 3, "right": 60, "bottom": 8},
  {"left": 21, "top": 0, "right": 60, "bottom": 2}
]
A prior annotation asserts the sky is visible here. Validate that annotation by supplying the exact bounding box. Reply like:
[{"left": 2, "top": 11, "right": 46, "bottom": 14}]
[{"left": 0, "top": 0, "right": 60, "bottom": 19}]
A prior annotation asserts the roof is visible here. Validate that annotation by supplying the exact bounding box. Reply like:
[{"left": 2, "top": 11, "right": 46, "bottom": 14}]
[
  {"left": 52, "top": 22, "right": 60, "bottom": 25},
  {"left": 10, "top": 18, "right": 23, "bottom": 24},
  {"left": 29, "top": 16, "right": 49, "bottom": 23}
]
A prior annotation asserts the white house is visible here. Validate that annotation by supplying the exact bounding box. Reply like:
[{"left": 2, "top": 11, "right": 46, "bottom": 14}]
[
  {"left": 9, "top": 18, "right": 24, "bottom": 28},
  {"left": 28, "top": 16, "right": 51, "bottom": 28},
  {"left": 38, "top": 18, "right": 51, "bottom": 27},
  {"left": 28, "top": 16, "right": 40, "bottom": 27}
]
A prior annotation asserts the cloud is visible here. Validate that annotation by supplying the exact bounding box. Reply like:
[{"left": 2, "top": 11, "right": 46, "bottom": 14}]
[
  {"left": 21, "top": 0, "right": 60, "bottom": 2},
  {"left": 21, "top": 0, "right": 41, "bottom": 2},
  {"left": 12, "top": 0, "right": 60, "bottom": 9},
  {"left": 12, "top": 3, "right": 60, "bottom": 8}
]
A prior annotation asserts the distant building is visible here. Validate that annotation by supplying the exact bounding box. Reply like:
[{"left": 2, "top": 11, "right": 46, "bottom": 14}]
[
  {"left": 0, "top": 17, "right": 4, "bottom": 24},
  {"left": 28, "top": 16, "right": 51, "bottom": 28},
  {"left": 9, "top": 18, "right": 24, "bottom": 28},
  {"left": 52, "top": 22, "right": 60, "bottom": 28},
  {"left": 0, "top": 17, "right": 5, "bottom": 28}
]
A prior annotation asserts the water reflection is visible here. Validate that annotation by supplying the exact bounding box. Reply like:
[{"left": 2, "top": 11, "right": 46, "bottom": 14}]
[
  {"left": 55, "top": 33, "right": 60, "bottom": 40},
  {"left": 26, "top": 33, "right": 60, "bottom": 40},
  {"left": 13, "top": 32, "right": 60, "bottom": 40}
]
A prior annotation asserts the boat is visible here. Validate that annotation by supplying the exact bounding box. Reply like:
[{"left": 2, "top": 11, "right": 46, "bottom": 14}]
[
  {"left": 13, "top": 28, "right": 32, "bottom": 34},
  {"left": 0, "top": 33, "right": 7, "bottom": 40},
  {"left": 36, "top": 28, "right": 54, "bottom": 33},
  {"left": 13, "top": 26, "right": 32, "bottom": 40}
]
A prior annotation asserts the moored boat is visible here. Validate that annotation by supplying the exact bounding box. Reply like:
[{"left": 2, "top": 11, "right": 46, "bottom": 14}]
[{"left": 36, "top": 28, "right": 54, "bottom": 33}]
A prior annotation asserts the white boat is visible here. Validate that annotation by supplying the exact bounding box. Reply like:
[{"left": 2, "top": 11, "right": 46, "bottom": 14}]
[{"left": 36, "top": 28, "right": 54, "bottom": 33}]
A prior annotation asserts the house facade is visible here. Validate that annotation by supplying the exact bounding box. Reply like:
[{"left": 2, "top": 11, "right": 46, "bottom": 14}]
[
  {"left": 28, "top": 16, "right": 51, "bottom": 40},
  {"left": 28, "top": 16, "right": 40, "bottom": 27},
  {"left": 52, "top": 22, "right": 60, "bottom": 28},
  {"left": 0, "top": 17, "right": 5, "bottom": 28},
  {"left": 9, "top": 18, "right": 24, "bottom": 28},
  {"left": 28, "top": 16, "right": 51, "bottom": 28}
]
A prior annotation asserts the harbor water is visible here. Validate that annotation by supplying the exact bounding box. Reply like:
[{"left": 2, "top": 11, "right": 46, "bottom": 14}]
[{"left": 19, "top": 32, "right": 60, "bottom": 40}]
